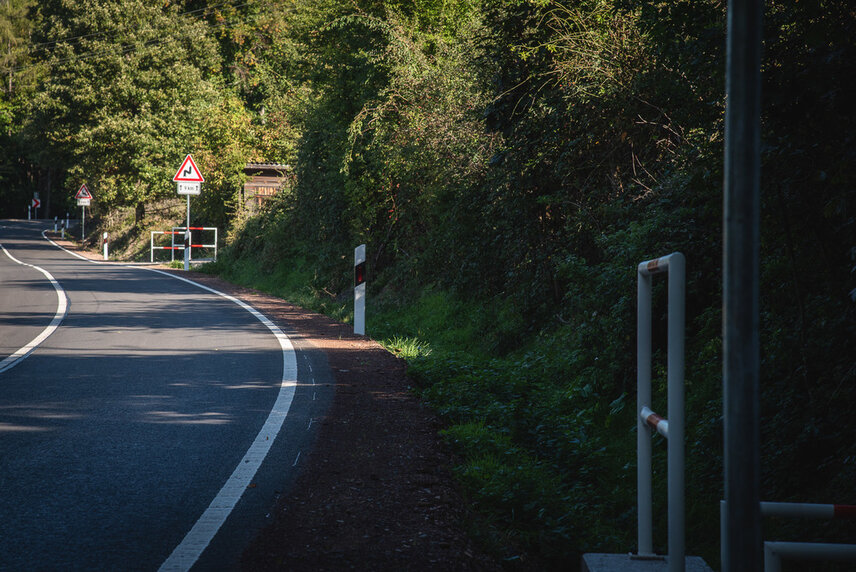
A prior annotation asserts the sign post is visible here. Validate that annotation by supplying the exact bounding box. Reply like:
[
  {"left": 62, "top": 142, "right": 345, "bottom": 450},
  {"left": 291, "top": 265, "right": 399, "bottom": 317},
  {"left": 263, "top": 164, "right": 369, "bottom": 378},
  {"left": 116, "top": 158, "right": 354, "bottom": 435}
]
[
  {"left": 354, "top": 244, "right": 366, "bottom": 335},
  {"left": 173, "top": 154, "right": 204, "bottom": 265},
  {"left": 75, "top": 184, "right": 92, "bottom": 241},
  {"left": 184, "top": 229, "right": 191, "bottom": 271}
]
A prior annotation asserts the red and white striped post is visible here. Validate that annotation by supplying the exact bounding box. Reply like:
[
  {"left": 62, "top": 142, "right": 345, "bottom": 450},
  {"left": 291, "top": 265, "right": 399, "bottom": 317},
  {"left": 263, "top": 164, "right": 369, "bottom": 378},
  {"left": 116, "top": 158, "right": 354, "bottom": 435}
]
[
  {"left": 637, "top": 252, "right": 685, "bottom": 572},
  {"left": 354, "top": 244, "right": 366, "bottom": 335}
]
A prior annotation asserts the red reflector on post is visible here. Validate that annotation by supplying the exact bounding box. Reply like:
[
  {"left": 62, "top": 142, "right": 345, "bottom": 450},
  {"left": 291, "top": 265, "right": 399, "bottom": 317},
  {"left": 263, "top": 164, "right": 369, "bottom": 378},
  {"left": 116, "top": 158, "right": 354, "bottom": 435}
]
[{"left": 354, "top": 261, "right": 366, "bottom": 287}]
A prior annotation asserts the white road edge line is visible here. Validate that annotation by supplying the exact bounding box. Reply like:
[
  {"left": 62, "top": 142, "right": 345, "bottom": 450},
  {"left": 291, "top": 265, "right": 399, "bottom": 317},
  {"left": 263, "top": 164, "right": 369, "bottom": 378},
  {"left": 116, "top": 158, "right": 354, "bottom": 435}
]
[
  {"left": 0, "top": 242, "right": 68, "bottom": 373},
  {"left": 40, "top": 231, "right": 298, "bottom": 572}
]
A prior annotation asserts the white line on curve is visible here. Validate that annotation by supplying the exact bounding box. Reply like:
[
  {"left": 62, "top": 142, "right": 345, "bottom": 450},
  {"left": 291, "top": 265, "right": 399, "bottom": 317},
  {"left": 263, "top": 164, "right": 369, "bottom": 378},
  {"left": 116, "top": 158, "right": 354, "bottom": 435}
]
[
  {"left": 155, "top": 270, "right": 297, "bottom": 572},
  {"left": 0, "top": 242, "right": 68, "bottom": 374},
  {"left": 39, "top": 231, "right": 298, "bottom": 571}
]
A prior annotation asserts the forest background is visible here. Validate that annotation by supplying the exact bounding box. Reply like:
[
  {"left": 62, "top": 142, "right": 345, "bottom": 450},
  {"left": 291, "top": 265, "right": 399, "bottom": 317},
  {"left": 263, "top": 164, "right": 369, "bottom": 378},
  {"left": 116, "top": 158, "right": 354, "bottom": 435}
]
[{"left": 2, "top": 0, "right": 855, "bottom": 568}]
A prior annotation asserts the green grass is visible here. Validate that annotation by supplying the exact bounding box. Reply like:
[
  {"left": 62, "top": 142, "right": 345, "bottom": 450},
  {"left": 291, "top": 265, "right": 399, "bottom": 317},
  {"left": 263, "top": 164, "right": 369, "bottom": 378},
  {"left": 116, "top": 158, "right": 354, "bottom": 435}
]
[{"left": 202, "top": 254, "right": 350, "bottom": 323}]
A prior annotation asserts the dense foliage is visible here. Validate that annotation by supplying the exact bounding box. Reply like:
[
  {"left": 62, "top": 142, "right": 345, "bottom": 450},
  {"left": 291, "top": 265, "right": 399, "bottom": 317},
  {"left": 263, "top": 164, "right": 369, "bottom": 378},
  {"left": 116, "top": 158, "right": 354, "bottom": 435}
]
[{"left": 2, "top": 0, "right": 855, "bottom": 568}]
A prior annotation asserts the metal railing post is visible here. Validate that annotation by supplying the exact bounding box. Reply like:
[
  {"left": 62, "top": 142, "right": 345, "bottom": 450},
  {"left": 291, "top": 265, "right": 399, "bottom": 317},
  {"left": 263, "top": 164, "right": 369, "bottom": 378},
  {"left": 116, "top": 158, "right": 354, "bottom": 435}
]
[
  {"left": 637, "top": 252, "right": 685, "bottom": 572},
  {"left": 637, "top": 267, "right": 654, "bottom": 557},
  {"left": 667, "top": 253, "right": 686, "bottom": 571}
]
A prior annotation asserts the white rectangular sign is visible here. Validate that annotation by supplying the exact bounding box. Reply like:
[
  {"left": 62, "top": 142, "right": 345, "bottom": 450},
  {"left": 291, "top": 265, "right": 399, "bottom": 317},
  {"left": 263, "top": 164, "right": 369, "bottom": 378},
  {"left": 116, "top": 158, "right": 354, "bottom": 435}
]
[
  {"left": 77, "top": 198, "right": 91, "bottom": 206},
  {"left": 177, "top": 182, "right": 201, "bottom": 195}
]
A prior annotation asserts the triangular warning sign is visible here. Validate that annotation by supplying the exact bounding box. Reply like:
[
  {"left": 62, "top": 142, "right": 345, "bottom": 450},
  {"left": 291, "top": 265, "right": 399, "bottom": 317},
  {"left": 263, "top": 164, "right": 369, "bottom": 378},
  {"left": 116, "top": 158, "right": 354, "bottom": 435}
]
[
  {"left": 173, "top": 154, "right": 205, "bottom": 182},
  {"left": 75, "top": 184, "right": 92, "bottom": 199}
]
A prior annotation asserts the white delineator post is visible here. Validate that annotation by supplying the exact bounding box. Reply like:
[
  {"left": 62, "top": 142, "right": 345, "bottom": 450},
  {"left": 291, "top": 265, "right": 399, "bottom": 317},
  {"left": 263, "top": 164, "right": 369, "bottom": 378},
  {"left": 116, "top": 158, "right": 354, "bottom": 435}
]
[
  {"left": 103, "top": 232, "right": 108, "bottom": 260},
  {"left": 354, "top": 244, "right": 366, "bottom": 335},
  {"left": 637, "top": 252, "right": 685, "bottom": 572},
  {"left": 54, "top": 216, "right": 58, "bottom": 232}
]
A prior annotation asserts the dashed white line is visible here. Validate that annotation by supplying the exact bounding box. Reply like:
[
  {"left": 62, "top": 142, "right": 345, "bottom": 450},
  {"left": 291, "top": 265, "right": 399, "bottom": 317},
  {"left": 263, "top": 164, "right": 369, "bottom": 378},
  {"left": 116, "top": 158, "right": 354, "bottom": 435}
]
[{"left": 292, "top": 451, "right": 301, "bottom": 467}]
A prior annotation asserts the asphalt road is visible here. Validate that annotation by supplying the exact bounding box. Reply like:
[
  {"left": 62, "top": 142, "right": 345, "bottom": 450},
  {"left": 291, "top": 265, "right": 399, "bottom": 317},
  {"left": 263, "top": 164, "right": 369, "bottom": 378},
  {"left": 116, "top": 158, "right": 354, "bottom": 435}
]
[{"left": 0, "top": 220, "right": 331, "bottom": 571}]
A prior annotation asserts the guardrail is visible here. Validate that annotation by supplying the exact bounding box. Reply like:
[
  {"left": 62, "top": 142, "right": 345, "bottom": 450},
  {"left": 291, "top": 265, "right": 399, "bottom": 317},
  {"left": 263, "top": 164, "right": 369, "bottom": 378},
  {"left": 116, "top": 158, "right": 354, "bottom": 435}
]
[
  {"left": 150, "top": 227, "right": 217, "bottom": 263},
  {"left": 636, "top": 252, "right": 685, "bottom": 572},
  {"left": 719, "top": 501, "right": 856, "bottom": 572}
]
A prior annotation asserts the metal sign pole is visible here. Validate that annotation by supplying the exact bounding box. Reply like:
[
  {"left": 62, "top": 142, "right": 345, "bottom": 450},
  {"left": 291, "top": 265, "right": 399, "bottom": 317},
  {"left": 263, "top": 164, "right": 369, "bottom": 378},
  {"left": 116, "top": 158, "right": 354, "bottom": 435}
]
[
  {"left": 184, "top": 229, "right": 190, "bottom": 271},
  {"left": 723, "top": 0, "right": 763, "bottom": 569},
  {"left": 187, "top": 195, "right": 191, "bottom": 262},
  {"left": 81, "top": 206, "right": 85, "bottom": 241}
]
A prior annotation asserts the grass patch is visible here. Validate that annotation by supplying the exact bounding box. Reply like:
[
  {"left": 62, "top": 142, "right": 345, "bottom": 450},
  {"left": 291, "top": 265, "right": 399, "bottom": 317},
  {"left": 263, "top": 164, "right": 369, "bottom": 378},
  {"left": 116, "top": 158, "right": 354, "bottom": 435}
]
[{"left": 203, "top": 254, "right": 350, "bottom": 323}]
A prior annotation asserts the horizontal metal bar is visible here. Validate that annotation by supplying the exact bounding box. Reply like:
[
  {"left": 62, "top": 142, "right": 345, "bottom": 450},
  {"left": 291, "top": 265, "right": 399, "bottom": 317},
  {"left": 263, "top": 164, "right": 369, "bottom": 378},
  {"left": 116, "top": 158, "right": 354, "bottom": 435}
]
[
  {"left": 766, "top": 541, "right": 856, "bottom": 560},
  {"left": 640, "top": 406, "right": 669, "bottom": 439},
  {"left": 637, "top": 252, "right": 682, "bottom": 277},
  {"left": 761, "top": 502, "right": 856, "bottom": 519}
]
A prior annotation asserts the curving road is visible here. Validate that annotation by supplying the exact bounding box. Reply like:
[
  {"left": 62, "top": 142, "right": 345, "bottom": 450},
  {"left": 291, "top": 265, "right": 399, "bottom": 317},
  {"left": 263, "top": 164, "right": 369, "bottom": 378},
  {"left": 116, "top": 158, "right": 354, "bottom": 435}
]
[{"left": 0, "top": 220, "right": 331, "bottom": 571}]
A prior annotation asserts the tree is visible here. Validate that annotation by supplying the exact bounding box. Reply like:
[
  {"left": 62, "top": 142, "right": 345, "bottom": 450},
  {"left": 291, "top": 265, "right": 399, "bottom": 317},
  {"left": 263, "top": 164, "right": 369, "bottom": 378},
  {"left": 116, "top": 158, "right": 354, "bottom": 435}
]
[{"left": 22, "top": 0, "right": 229, "bottom": 218}]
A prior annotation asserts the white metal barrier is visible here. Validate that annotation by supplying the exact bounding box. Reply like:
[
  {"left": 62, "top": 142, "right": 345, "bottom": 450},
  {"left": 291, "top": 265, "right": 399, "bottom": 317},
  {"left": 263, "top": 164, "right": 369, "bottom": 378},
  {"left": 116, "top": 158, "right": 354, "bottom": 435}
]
[
  {"left": 720, "top": 500, "right": 856, "bottom": 572},
  {"left": 637, "top": 252, "right": 685, "bottom": 572},
  {"left": 150, "top": 230, "right": 184, "bottom": 263},
  {"left": 149, "top": 227, "right": 218, "bottom": 263},
  {"left": 172, "top": 227, "right": 217, "bottom": 262}
]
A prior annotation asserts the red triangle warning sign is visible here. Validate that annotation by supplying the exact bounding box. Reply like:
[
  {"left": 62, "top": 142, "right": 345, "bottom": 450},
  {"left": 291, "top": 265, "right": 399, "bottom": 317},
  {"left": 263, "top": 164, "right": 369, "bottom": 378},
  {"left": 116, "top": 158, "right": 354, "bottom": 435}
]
[
  {"left": 172, "top": 154, "right": 204, "bottom": 182},
  {"left": 75, "top": 184, "right": 92, "bottom": 199}
]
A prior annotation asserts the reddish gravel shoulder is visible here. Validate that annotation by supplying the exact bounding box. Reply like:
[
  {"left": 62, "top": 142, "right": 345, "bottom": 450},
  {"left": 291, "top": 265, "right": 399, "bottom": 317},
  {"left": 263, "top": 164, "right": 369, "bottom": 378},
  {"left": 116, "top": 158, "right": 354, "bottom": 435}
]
[{"left": 47, "top": 235, "right": 501, "bottom": 571}]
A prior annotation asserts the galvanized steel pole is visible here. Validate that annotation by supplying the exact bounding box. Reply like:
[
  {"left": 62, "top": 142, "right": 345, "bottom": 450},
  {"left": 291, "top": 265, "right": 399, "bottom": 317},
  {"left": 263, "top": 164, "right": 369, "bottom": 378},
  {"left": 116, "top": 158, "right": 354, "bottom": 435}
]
[
  {"left": 637, "top": 269, "right": 653, "bottom": 557},
  {"left": 667, "top": 253, "right": 685, "bottom": 572},
  {"left": 723, "top": 0, "right": 763, "bottom": 569}
]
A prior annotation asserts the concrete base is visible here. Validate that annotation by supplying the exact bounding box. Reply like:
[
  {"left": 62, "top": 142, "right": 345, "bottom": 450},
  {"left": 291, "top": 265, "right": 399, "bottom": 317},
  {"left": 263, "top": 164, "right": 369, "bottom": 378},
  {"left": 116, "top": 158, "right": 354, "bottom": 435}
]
[{"left": 582, "top": 553, "right": 713, "bottom": 572}]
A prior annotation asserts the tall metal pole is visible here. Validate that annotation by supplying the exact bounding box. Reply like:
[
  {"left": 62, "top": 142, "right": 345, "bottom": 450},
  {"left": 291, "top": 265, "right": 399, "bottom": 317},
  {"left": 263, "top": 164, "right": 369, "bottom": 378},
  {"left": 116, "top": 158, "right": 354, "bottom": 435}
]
[
  {"left": 637, "top": 270, "right": 653, "bottom": 557},
  {"left": 667, "top": 253, "right": 685, "bottom": 572},
  {"left": 723, "top": 0, "right": 763, "bottom": 569},
  {"left": 186, "top": 194, "right": 191, "bottom": 262}
]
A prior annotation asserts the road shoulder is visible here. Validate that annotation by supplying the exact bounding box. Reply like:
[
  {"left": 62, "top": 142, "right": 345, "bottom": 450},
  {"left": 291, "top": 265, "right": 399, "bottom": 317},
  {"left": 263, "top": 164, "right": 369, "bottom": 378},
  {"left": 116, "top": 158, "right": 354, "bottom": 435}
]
[{"left": 43, "top": 234, "right": 500, "bottom": 570}]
